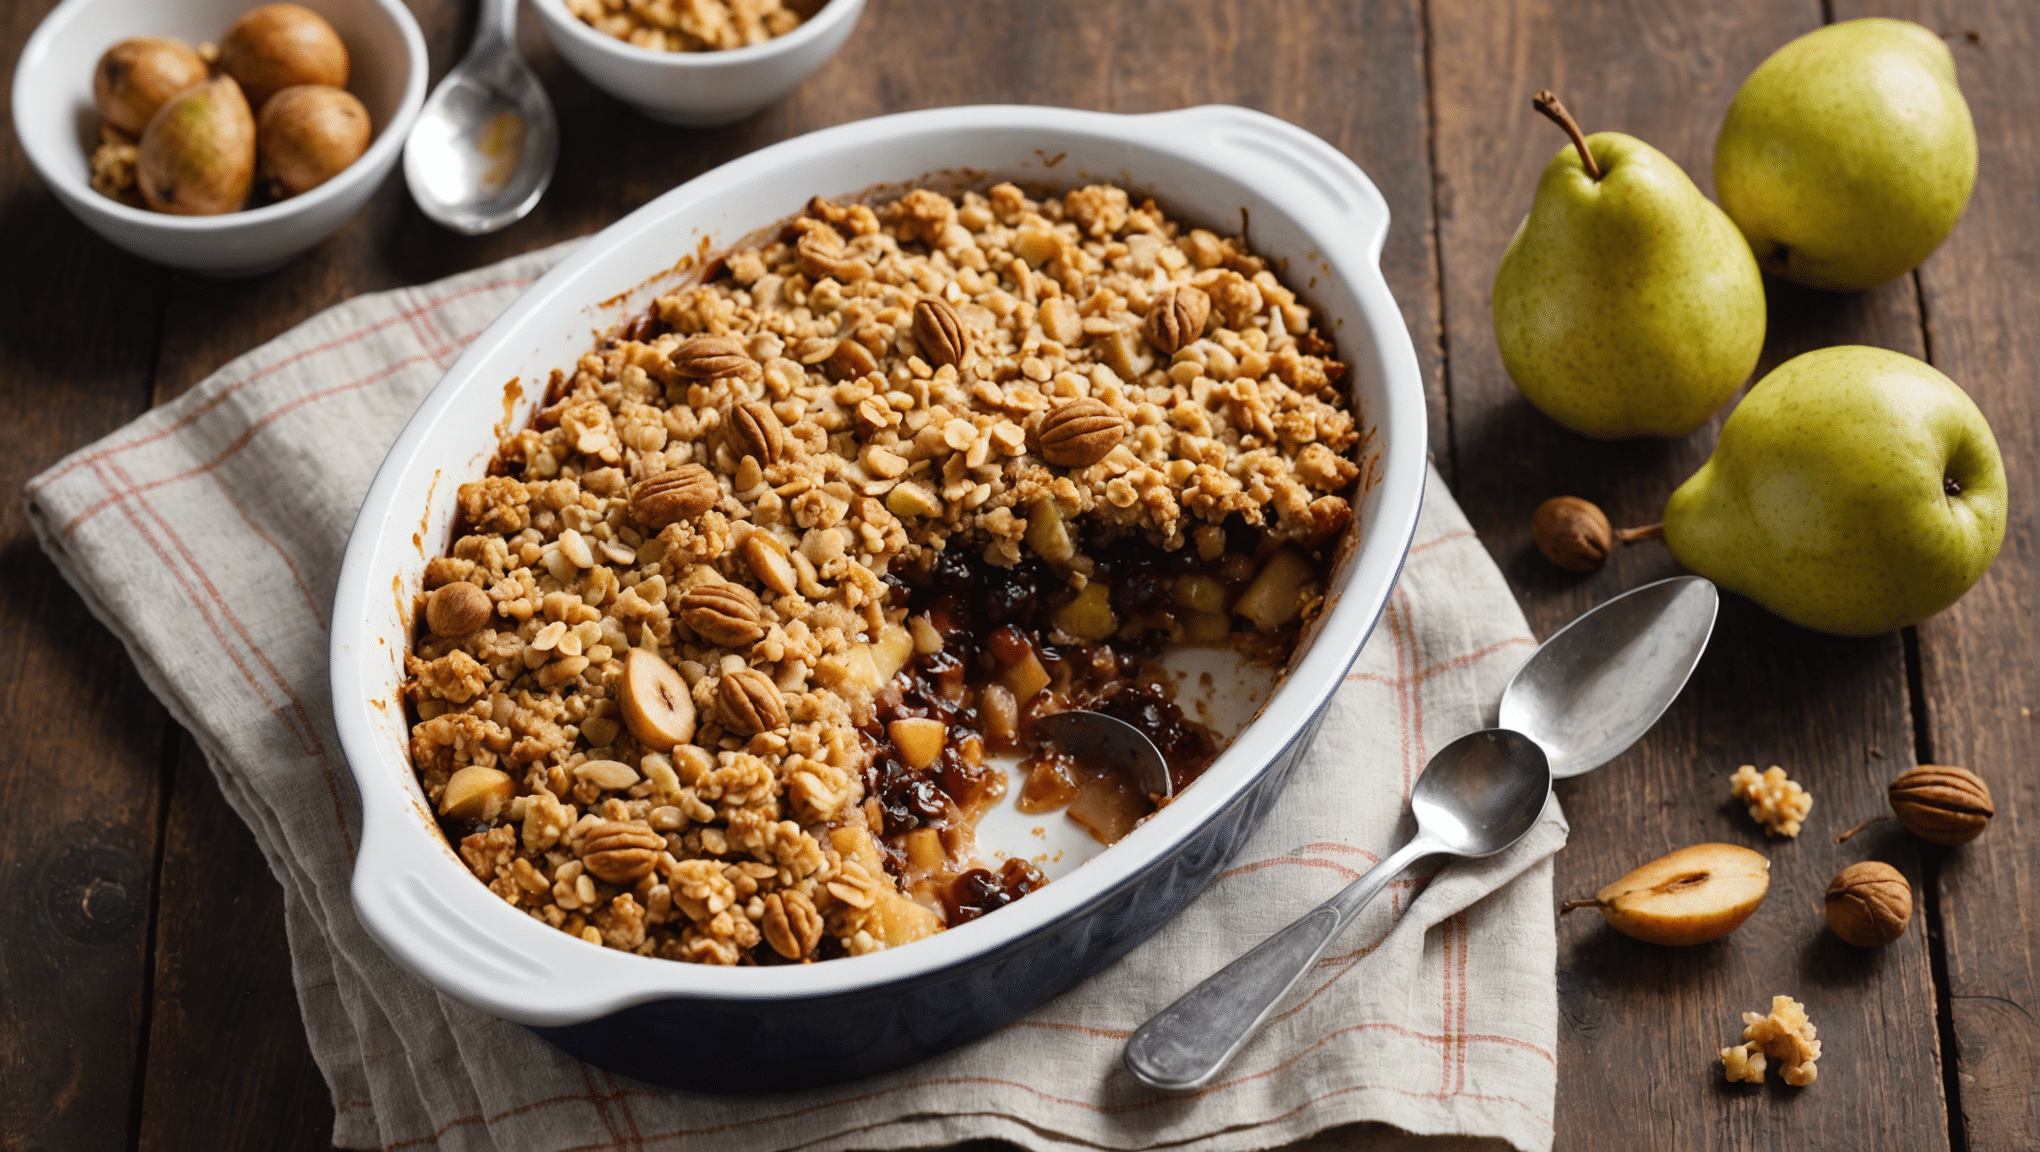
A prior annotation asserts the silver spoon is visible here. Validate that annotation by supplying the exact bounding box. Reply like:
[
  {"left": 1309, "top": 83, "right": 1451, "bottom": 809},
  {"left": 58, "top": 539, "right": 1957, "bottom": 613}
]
[
  {"left": 1032, "top": 710, "right": 1173, "bottom": 800},
  {"left": 403, "top": 0, "right": 558, "bottom": 235},
  {"left": 1123, "top": 729, "right": 1550, "bottom": 1093},
  {"left": 1122, "top": 575, "right": 1720, "bottom": 1092},
  {"left": 1499, "top": 575, "right": 1718, "bottom": 778}
]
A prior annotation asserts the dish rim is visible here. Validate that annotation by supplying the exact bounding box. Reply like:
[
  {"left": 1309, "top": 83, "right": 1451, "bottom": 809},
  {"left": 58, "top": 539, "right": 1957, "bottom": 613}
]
[
  {"left": 332, "top": 102, "right": 1428, "bottom": 1026},
  {"left": 525, "top": 0, "right": 864, "bottom": 69}
]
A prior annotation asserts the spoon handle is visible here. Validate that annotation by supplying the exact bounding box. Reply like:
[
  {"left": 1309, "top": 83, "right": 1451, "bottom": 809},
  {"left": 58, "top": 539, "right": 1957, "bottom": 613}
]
[{"left": 1123, "top": 837, "right": 1437, "bottom": 1092}]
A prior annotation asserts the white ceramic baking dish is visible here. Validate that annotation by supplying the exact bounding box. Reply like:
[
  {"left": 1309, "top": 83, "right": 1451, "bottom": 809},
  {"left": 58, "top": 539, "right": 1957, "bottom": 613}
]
[{"left": 331, "top": 103, "right": 1427, "bottom": 1088}]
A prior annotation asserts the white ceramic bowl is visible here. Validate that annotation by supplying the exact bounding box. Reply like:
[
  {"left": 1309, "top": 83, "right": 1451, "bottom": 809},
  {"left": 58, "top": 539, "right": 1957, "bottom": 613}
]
[
  {"left": 528, "top": 0, "right": 864, "bottom": 127},
  {"left": 12, "top": 0, "right": 427, "bottom": 277},
  {"left": 332, "top": 104, "right": 1428, "bottom": 1086}
]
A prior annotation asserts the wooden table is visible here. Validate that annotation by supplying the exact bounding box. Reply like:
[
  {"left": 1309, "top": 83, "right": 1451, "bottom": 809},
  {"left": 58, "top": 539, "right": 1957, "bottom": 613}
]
[{"left": 3, "top": 0, "right": 2033, "bottom": 1147}]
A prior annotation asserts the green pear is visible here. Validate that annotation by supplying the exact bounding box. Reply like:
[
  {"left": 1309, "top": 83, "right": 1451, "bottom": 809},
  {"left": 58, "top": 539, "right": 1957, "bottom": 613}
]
[
  {"left": 1715, "top": 19, "right": 1976, "bottom": 290},
  {"left": 1494, "top": 93, "right": 1766, "bottom": 440},
  {"left": 1664, "top": 346, "right": 2005, "bottom": 636}
]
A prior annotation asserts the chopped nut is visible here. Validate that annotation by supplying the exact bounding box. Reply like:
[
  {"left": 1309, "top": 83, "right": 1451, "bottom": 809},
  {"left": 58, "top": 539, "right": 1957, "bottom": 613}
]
[
  {"left": 731, "top": 399, "right": 789, "bottom": 465},
  {"left": 761, "top": 890, "right": 824, "bottom": 959},
  {"left": 1732, "top": 765, "right": 1811, "bottom": 838},
  {"left": 670, "top": 334, "right": 761, "bottom": 382},
  {"left": 678, "top": 582, "right": 766, "bottom": 646},
  {"left": 1143, "top": 284, "right": 1211, "bottom": 355},
  {"left": 740, "top": 532, "right": 798, "bottom": 596},
  {"left": 913, "top": 297, "right": 969, "bottom": 368},
  {"left": 440, "top": 765, "right": 514, "bottom": 821},
  {"left": 1036, "top": 397, "right": 1127, "bottom": 467},
  {"left": 716, "top": 667, "right": 788, "bottom": 734},
  {"left": 580, "top": 820, "right": 665, "bottom": 884},
  {"left": 631, "top": 465, "right": 720, "bottom": 528},
  {"left": 1723, "top": 995, "right": 1820, "bottom": 1086},
  {"left": 825, "top": 337, "right": 878, "bottom": 382}
]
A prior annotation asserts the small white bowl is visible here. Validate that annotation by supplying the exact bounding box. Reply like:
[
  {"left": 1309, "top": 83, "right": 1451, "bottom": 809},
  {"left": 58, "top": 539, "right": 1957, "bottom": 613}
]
[
  {"left": 528, "top": 0, "right": 864, "bottom": 127},
  {"left": 12, "top": 0, "right": 427, "bottom": 277}
]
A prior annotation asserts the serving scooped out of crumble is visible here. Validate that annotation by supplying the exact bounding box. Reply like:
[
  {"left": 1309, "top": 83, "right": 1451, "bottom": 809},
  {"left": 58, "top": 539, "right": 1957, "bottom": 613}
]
[{"left": 401, "top": 181, "right": 1365, "bottom": 965}]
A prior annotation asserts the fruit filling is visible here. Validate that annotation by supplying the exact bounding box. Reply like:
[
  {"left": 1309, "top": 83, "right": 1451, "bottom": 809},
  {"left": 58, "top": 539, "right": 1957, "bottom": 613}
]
[{"left": 400, "top": 182, "right": 1363, "bottom": 965}]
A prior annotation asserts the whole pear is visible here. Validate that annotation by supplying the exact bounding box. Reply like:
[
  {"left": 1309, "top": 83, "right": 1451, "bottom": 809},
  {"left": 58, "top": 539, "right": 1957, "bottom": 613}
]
[
  {"left": 1494, "top": 94, "right": 1766, "bottom": 439},
  {"left": 1715, "top": 19, "right": 1976, "bottom": 290},
  {"left": 1664, "top": 346, "right": 2005, "bottom": 636}
]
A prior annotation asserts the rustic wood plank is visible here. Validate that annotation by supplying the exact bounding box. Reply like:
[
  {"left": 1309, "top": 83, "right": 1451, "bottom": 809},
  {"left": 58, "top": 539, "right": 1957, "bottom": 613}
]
[
  {"left": 136, "top": 736, "right": 332, "bottom": 1152},
  {"left": 1426, "top": 1, "right": 1950, "bottom": 1147},
  {"left": 1835, "top": 2, "right": 2040, "bottom": 1148},
  {"left": 0, "top": 2, "right": 175, "bottom": 1147}
]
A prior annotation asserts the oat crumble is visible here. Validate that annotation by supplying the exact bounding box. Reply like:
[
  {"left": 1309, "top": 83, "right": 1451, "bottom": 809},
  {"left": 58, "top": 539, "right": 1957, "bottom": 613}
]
[
  {"left": 402, "top": 182, "right": 1361, "bottom": 965},
  {"left": 564, "top": 0, "right": 822, "bottom": 52}
]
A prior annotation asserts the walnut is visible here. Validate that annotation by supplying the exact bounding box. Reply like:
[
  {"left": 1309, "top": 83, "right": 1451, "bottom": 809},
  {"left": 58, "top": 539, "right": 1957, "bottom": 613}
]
[
  {"left": 580, "top": 819, "right": 666, "bottom": 884},
  {"left": 824, "top": 337, "right": 878, "bottom": 381},
  {"left": 1142, "top": 284, "right": 1210, "bottom": 355},
  {"left": 1888, "top": 764, "right": 1993, "bottom": 845},
  {"left": 912, "top": 297, "right": 969, "bottom": 368},
  {"left": 1036, "top": 398, "right": 1128, "bottom": 468},
  {"left": 1532, "top": 496, "right": 1612, "bottom": 573},
  {"left": 793, "top": 218, "right": 869, "bottom": 282},
  {"left": 669, "top": 334, "right": 761, "bottom": 382},
  {"left": 761, "top": 890, "right": 824, "bottom": 959},
  {"left": 1722, "top": 995, "right": 1820, "bottom": 1086},
  {"left": 1825, "top": 861, "right": 1911, "bottom": 946},
  {"left": 425, "top": 581, "right": 492, "bottom": 636},
  {"left": 715, "top": 667, "right": 787, "bottom": 734},
  {"left": 631, "top": 465, "right": 720, "bottom": 528},
  {"left": 731, "top": 399, "right": 788, "bottom": 465},
  {"left": 1731, "top": 765, "right": 1811, "bottom": 838},
  {"left": 678, "top": 582, "right": 765, "bottom": 646}
]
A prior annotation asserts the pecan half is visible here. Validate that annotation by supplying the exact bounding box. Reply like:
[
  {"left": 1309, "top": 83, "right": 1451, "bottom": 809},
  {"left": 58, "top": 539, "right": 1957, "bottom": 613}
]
[
  {"left": 912, "top": 297, "right": 968, "bottom": 368},
  {"left": 580, "top": 820, "right": 665, "bottom": 884},
  {"left": 825, "top": 337, "right": 878, "bottom": 381},
  {"left": 1142, "top": 284, "right": 1211, "bottom": 355},
  {"left": 630, "top": 465, "right": 720, "bottom": 528},
  {"left": 761, "top": 890, "right": 824, "bottom": 960},
  {"left": 1036, "top": 397, "right": 1128, "bottom": 468},
  {"left": 669, "top": 334, "right": 761, "bottom": 382},
  {"left": 731, "top": 399, "right": 789, "bottom": 465},
  {"left": 715, "top": 667, "right": 788, "bottom": 734},
  {"left": 679, "top": 583, "right": 765, "bottom": 647}
]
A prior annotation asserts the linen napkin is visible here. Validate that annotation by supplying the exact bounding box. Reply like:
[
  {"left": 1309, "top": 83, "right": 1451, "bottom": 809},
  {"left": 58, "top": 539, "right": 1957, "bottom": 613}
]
[{"left": 26, "top": 240, "right": 1567, "bottom": 1152}]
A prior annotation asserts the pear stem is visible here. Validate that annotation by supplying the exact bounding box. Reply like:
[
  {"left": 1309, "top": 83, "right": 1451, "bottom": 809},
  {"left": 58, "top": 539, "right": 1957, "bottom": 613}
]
[
  {"left": 1559, "top": 899, "right": 1601, "bottom": 915},
  {"left": 1533, "top": 90, "right": 1602, "bottom": 179},
  {"left": 1835, "top": 815, "right": 1892, "bottom": 844},
  {"left": 1615, "top": 523, "right": 1663, "bottom": 544}
]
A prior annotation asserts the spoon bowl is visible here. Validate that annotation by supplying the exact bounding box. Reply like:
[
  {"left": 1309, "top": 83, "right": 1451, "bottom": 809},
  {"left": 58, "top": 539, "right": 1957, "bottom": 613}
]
[
  {"left": 404, "top": 0, "right": 558, "bottom": 235},
  {"left": 1409, "top": 728, "right": 1553, "bottom": 856},
  {"left": 1031, "top": 710, "right": 1173, "bottom": 800},
  {"left": 1499, "top": 575, "right": 1718, "bottom": 778}
]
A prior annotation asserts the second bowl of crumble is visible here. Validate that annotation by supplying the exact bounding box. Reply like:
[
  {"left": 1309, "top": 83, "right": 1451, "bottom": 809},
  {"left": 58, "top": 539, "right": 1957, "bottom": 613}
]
[{"left": 334, "top": 104, "right": 1428, "bottom": 1090}]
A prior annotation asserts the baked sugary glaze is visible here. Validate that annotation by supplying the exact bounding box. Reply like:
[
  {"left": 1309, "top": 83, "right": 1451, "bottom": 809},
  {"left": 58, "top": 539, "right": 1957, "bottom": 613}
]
[{"left": 403, "top": 182, "right": 1362, "bottom": 964}]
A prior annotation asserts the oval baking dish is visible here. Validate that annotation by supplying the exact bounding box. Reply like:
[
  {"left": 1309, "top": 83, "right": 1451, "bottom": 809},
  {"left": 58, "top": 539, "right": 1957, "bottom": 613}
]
[{"left": 331, "top": 103, "right": 1427, "bottom": 1091}]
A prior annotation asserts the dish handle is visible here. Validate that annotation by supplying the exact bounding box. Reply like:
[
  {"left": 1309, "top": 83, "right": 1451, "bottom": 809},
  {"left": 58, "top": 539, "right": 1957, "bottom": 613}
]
[{"left": 1138, "top": 105, "right": 1394, "bottom": 265}]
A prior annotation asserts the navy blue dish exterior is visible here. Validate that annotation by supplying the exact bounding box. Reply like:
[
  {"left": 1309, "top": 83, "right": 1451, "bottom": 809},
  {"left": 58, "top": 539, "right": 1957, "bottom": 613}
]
[{"left": 532, "top": 711, "right": 1329, "bottom": 1092}]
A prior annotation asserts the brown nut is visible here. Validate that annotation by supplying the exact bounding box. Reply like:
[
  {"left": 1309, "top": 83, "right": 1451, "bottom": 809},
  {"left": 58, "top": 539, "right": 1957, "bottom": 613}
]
[
  {"left": 1142, "top": 284, "right": 1212, "bottom": 355},
  {"left": 669, "top": 334, "right": 761, "bottom": 382},
  {"left": 94, "top": 37, "right": 211, "bottom": 138},
  {"left": 912, "top": 297, "right": 969, "bottom": 368},
  {"left": 257, "top": 84, "right": 369, "bottom": 197},
  {"left": 678, "top": 583, "right": 765, "bottom": 647},
  {"left": 219, "top": 3, "right": 350, "bottom": 112},
  {"left": 1825, "top": 861, "right": 1912, "bottom": 947},
  {"left": 715, "top": 667, "right": 788, "bottom": 734},
  {"left": 1036, "top": 397, "right": 1128, "bottom": 468},
  {"left": 1889, "top": 765, "right": 1994, "bottom": 846},
  {"left": 824, "top": 337, "right": 878, "bottom": 382},
  {"left": 731, "top": 399, "right": 788, "bottom": 465},
  {"left": 793, "top": 217, "right": 868, "bottom": 282},
  {"left": 425, "top": 581, "right": 492, "bottom": 636},
  {"left": 1532, "top": 496, "right": 1612, "bottom": 573},
  {"left": 579, "top": 819, "right": 666, "bottom": 884},
  {"left": 137, "top": 76, "right": 256, "bottom": 216},
  {"left": 761, "top": 890, "right": 824, "bottom": 960},
  {"left": 630, "top": 465, "right": 719, "bottom": 528}
]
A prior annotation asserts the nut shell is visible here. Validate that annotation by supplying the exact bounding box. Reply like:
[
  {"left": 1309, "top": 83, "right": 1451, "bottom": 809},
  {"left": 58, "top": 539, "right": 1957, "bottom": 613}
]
[
  {"left": 1036, "top": 398, "right": 1127, "bottom": 468},
  {"left": 1532, "top": 496, "right": 1613, "bottom": 573},
  {"left": 219, "top": 3, "right": 350, "bottom": 111},
  {"left": 256, "top": 84, "right": 369, "bottom": 196},
  {"left": 1889, "top": 764, "right": 1994, "bottom": 846},
  {"left": 630, "top": 465, "right": 719, "bottom": 528},
  {"left": 669, "top": 334, "right": 760, "bottom": 382},
  {"left": 912, "top": 297, "right": 968, "bottom": 368},
  {"left": 1826, "top": 861, "right": 1912, "bottom": 946},
  {"left": 137, "top": 76, "right": 256, "bottom": 216},
  {"left": 579, "top": 819, "right": 665, "bottom": 884},
  {"left": 425, "top": 581, "right": 493, "bottom": 636},
  {"left": 678, "top": 583, "right": 766, "bottom": 647},
  {"left": 94, "top": 37, "right": 211, "bottom": 138},
  {"left": 715, "top": 667, "right": 788, "bottom": 734},
  {"left": 1143, "top": 284, "right": 1212, "bottom": 355},
  {"left": 730, "top": 399, "right": 788, "bottom": 465}
]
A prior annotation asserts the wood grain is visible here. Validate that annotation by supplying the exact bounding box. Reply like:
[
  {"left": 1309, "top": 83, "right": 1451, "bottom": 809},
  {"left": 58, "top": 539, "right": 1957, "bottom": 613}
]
[
  {"left": 1840, "top": 1, "right": 2040, "bottom": 1148},
  {"left": 1425, "top": 0, "right": 1950, "bottom": 1146}
]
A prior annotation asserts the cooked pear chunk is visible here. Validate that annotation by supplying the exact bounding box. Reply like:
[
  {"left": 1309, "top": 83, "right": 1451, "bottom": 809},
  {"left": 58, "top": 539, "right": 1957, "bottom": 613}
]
[
  {"left": 1568, "top": 843, "right": 1769, "bottom": 946},
  {"left": 621, "top": 647, "right": 695, "bottom": 751}
]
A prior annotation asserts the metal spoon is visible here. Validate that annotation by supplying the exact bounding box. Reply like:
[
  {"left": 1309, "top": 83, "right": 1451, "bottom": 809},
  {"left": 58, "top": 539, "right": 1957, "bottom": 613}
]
[
  {"left": 1499, "top": 575, "right": 1717, "bottom": 778},
  {"left": 1033, "top": 710, "right": 1173, "bottom": 800},
  {"left": 1122, "top": 576, "right": 1720, "bottom": 1092},
  {"left": 403, "top": 0, "right": 558, "bottom": 235},
  {"left": 1123, "top": 729, "right": 1551, "bottom": 1093}
]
